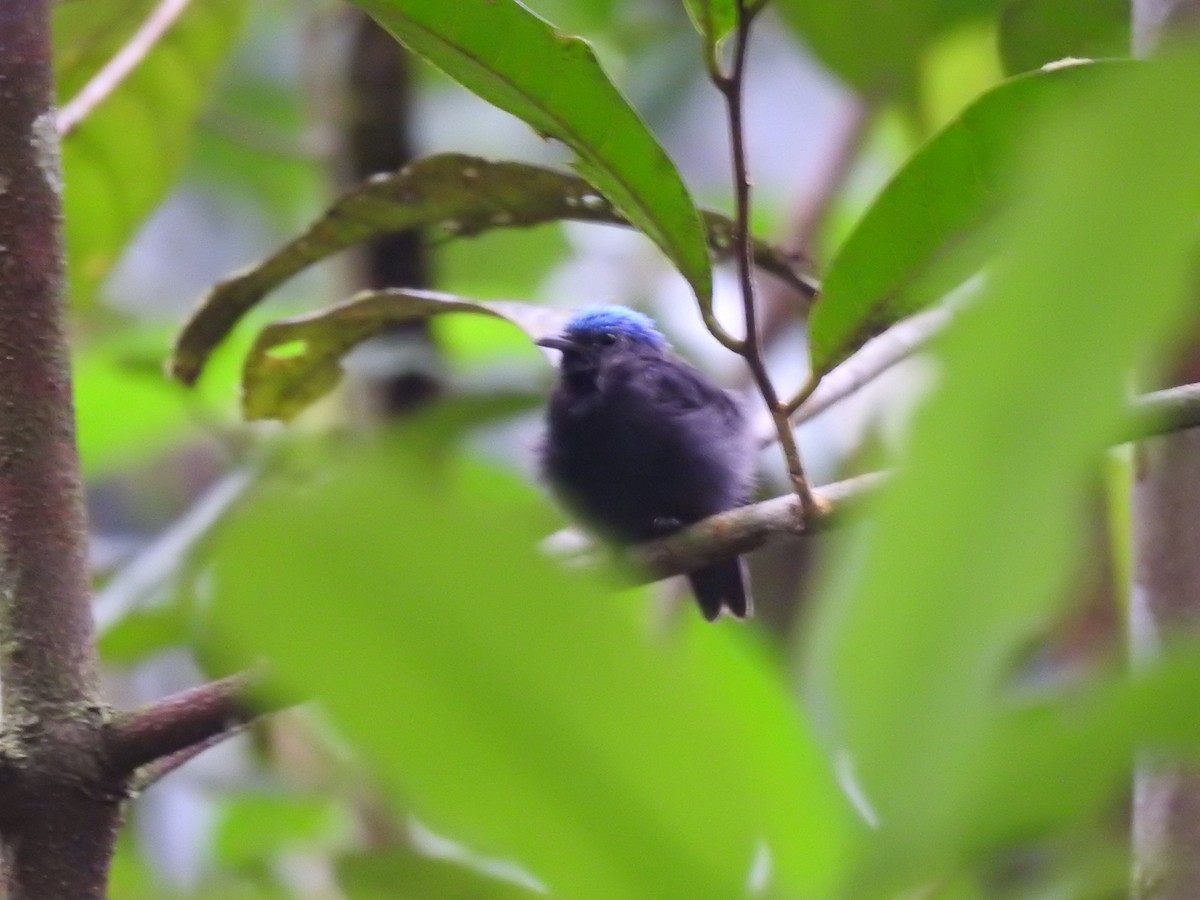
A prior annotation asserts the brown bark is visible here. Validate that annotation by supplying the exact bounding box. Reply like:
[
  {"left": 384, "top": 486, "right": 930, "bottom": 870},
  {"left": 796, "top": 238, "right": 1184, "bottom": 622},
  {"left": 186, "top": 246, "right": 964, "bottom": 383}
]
[
  {"left": 1129, "top": 6, "right": 1200, "bottom": 899},
  {"left": 0, "top": 4, "right": 124, "bottom": 895},
  {"left": 1132, "top": 434, "right": 1200, "bottom": 899}
]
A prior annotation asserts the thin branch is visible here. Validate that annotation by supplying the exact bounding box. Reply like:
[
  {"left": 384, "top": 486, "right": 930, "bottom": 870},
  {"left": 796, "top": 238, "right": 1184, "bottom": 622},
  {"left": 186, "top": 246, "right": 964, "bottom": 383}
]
[
  {"left": 785, "top": 302, "right": 956, "bottom": 425},
  {"left": 702, "top": 309, "right": 745, "bottom": 354},
  {"left": 130, "top": 718, "right": 256, "bottom": 793},
  {"left": 601, "top": 382, "right": 1200, "bottom": 581},
  {"left": 713, "top": 0, "right": 819, "bottom": 516},
  {"left": 55, "top": 0, "right": 193, "bottom": 138},
  {"left": 632, "top": 471, "right": 884, "bottom": 577},
  {"left": 92, "top": 467, "right": 257, "bottom": 635},
  {"left": 1125, "top": 382, "right": 1200, "bottom": 444},
  {"left": 104, "top": 671, "right": 267, "bottom": 778},
  {"left": 779, "top": 275, "right": 984, "bottom": 427},
  {"left": 761, "top": 297, "right": 1200, "bottom": 446}
]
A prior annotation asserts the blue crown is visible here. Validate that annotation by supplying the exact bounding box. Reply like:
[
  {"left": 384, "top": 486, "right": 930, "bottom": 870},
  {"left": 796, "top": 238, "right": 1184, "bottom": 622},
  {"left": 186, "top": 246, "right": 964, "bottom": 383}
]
[{"left": 566, "top": 305, "right": 666, "bottom": 348}]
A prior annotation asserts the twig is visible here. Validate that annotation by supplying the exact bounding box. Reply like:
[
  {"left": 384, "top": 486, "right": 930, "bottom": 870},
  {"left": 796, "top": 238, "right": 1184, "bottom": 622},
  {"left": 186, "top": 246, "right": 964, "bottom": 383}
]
[
  {"left": 1125, "top": 382, "right": 1200, "bottom": 444},
  {"left": 786, "top": 302, "right": 956, "bottom": 425},
  {"left": 702, "top": 309, "right": 745, "bottom": 353},
  {"left": 92, "top": 467, "right": 257, "bottom": 634},
  {"left": 545, "top": 382, "right": 1200, "bottom": 583},
  {"left": 712, "top": 0, "right": 819, "bottom": 516},
  {"left": 130, "top": 718, "right": 256, "bottom": 793},
  {"left": 759, "top": 306, "right": 1200, "bottom": 447},
  {"left": 56, "top": 0, "right": 193, "bottom": 138},
  {"left": 104, "top": 670, "right": 269, "bottom": 778},
  {"left": 779, "top": 274, "right": 983, "bottom": 426}
]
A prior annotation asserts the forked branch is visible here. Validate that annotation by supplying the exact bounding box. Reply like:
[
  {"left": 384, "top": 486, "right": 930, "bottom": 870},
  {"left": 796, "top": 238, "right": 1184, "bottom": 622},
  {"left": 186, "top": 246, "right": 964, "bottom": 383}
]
[{"left": 710, "top": 0, "right": 820, "bottom": 517}]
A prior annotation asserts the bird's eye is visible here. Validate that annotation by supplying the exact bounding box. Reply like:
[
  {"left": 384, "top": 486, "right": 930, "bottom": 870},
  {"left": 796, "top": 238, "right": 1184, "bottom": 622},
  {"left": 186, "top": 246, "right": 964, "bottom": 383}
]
[{"left": 599, "top": 332, "right": 618, "bottom": 346}]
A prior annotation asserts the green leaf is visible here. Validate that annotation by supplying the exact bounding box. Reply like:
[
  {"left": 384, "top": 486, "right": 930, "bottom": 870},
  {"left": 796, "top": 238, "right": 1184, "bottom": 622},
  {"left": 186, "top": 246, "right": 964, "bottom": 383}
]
[
  {"left": 55, "top": 0, "right": 246, "bottom": 305},
  {"left": 999, "top": 0, "right": 1130, "bottom": 75},
  {"left": 806, "top": 51, "right": 1200, "bottom": 890},
  {"left": 169, "top": 154, "right": 811, "bottom": 386},
  {"left": 772, "top": 0, "right": 999, "bottom": 99},
  {"left": 346, "top": 0, "right": 711, "bottom": 314},
  {"left": 807, "top": 59, "right": 1132, "bottom": 378},
  {"left": 682, "top": 0, "right": 737, "bottom": 52},
  {"left": 240, "top": 289, "right": 568, "bottom": 421},
  {"left": 207, "top": 443, "right": 848, "bottom": 898}
]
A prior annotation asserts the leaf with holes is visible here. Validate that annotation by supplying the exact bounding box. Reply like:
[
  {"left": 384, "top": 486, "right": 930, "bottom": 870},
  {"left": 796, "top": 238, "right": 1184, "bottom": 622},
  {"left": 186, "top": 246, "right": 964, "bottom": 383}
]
[
  {"left": 347, "top": 0, "right": 711, "bottom": 316},
  {"left": 55, "top": 0, "right": 247, "bottom": 305},
  {"left": 169, "top": 154, "right": 813, "bottom": 386},
  {"left": 807, "top": 59, "right": 1133, "bottom": 378},
  {"left": 242, "top": 289, "right": 569, "bottom": 421}
]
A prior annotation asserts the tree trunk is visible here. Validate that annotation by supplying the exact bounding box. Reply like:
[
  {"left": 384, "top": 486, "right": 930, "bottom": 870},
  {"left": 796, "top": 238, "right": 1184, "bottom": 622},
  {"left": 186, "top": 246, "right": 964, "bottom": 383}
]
[
  {"left": 0, "top": 3, "right": 125, "bottom": 895},
  {"left": 1130, "top": 5, "right": 1200, "bottom": 897},
  {"left": 338, "top": 12, "right": 441, "bottom": 418}
]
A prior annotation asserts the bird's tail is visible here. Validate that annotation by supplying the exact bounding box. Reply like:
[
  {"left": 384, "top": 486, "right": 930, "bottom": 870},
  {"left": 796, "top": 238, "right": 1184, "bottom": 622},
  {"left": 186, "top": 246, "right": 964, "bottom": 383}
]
[{"left": 687, "top": 557, "right": 752, "bottom": 621}]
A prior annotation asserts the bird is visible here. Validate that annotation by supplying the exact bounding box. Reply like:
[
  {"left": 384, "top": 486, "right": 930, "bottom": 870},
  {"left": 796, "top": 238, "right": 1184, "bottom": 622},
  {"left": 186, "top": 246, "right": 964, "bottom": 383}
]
[{"left": 537, "top": 305, "right": 755, "bottom": 620}]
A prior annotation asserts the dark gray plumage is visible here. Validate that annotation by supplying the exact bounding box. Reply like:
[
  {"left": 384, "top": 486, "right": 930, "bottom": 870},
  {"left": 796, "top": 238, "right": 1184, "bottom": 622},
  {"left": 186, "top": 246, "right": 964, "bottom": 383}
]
[{"left": 538, "top": 306, "right": 755, "bottom": 620}]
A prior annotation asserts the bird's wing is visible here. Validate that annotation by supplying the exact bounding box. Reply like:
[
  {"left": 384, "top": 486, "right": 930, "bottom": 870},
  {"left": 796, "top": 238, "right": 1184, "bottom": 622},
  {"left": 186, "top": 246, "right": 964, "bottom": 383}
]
[{"left": 640, "top": 356, "right": 742, "bottom": 421}]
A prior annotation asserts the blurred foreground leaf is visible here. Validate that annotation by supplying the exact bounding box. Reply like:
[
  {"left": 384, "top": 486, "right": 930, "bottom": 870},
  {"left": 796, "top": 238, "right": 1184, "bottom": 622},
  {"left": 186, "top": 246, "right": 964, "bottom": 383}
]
[
  {"left": 169, "top": 154, "right": 810, "bottom": 386},
  {"left": 208, "top": 441, "right": 847, "bottom": 898},
  {"left": 807, "top": 60, "right": 1131, "bottom": 377},
  {"left": 55, "top": 0, "right": 246, "bottom": 304},
  {"left": 806, "top": 51, "right": 1200, "bottom": 893},
  {"left": 349, "top": 0, "right": 712, "bottom": 312}
]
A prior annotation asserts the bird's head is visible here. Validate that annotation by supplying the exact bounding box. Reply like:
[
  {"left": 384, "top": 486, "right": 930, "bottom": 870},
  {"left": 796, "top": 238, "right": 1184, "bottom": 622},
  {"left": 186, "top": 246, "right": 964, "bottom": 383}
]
[{"left": 536, "top": 305, "right": 666, "bottom": 372}]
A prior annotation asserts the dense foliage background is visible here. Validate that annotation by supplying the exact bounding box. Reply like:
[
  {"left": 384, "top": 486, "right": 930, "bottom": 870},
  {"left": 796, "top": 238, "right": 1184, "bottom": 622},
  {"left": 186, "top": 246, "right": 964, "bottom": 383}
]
[{"left": 44, "top": 0, "right": 1200, "bottom": 896}]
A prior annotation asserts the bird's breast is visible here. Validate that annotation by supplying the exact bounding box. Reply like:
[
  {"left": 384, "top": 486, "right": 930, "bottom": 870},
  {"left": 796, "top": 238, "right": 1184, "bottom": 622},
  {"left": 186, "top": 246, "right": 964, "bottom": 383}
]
[{"left": 542, "top": 386, "right": 747, "bottom": 541}]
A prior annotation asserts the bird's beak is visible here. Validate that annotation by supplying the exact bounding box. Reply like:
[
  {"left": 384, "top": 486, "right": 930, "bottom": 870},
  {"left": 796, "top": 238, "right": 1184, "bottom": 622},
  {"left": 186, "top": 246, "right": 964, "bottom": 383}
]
[{"left": 535, "top": 334, "right": 579, "bottom": 353}]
